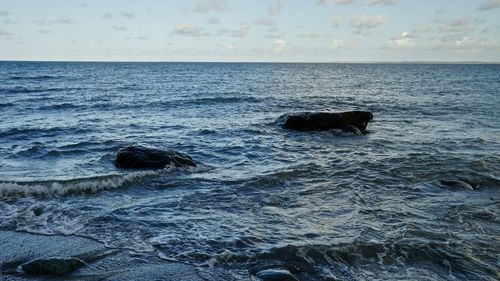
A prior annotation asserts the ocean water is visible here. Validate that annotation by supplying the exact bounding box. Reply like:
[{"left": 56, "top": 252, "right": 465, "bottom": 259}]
[{"left": 0, "top": 61, "right": 499, "bottom": 280}]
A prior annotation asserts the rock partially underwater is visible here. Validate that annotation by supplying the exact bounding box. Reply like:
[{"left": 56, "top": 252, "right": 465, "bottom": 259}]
[
  {"left": 115, "top": 146, "right": 197, "bottom": 169},
  {"left": 440, "top": 179, "right": 477, "bottom": 190},
  {"left": 281, "top": 111, "right": 373, "bottom": 135},
  {"left": 255, "top": 268, "right": 300, "bottom": 281},
  {"left": 21, "top": 257, "right": 85, "bottom": 276}
]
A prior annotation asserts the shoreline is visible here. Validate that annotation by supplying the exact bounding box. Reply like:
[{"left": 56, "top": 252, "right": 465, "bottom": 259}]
[{"left": 0, "top": 230, "right": 236, "bottom": 280}]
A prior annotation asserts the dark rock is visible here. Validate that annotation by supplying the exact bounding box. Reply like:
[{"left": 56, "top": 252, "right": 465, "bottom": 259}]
[
  {"left": 256, "top": 268, "right": 300, "bottom": 281},
  {"left": 282, "top": 111, "right": 373, "bottom": 134},
  {"left": 440, "top": 179, "right": 476, "bottom": 190},
  {"left": 115, "top": 146, "right": 197, "bottom": 169},
  {"left": 21, "top": 257, "right": 85, "bottom": 276}
]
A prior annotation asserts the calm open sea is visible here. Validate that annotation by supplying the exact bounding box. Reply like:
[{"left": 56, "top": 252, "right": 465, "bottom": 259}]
[{"left": 0, "top": 62, "right": 499, "bottom": 280}]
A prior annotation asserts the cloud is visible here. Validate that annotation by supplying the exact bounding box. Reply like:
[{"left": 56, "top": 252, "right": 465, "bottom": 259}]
[
  {"left": 317, "top": 0, "right": 353, "bottom": 5},
  {"left": 253, "top": 17, "right": 275, "bottom": 26},
  {"left": 455, "top": 36, "right": 474, "bottom": 46},
  {"left": 273, "top": 39, "right": 286, "bottom": 52},
  {"left": 434, "top": 8, "right": 446, "bottom": 15},
  {"left": 231, "top": 24, "right": 249, "bottom": 37},
  {"left": 3, "top": 19, "right": 16, "bottom": 25},
  {"left": 478, "top": 0, "right": 500, "bottom": 11},
  {"left": 0, "top": 29, "right": 13, "bottom": 37},
  {"left": 208, "top": 17, "right": 220, "bottom": 24},
  {"left": 112, "top": 26, "right": 128, "bottom": 32},
  {"left": 172, "top": 23, "right": 206, "bottom": 37},
  {"left": 331, "top": 39, "right": 349, "bottom": 49},
  {"left": 299, "top": 31, "right": 330, "bottom": 38},
  {"left": 225, "top": 44, "right": 239, "bottom": 51},
  {"left": 37, "top": 29, "right": 51, "bottom": 34},
  {"left": 194, "top": 0, "right": 230, "bottom": 13},
  {"left": 387, "top": 31, "right": 414, "bottom": 48},
  {"left": 0, "top": 10, "right": 9, "bottom": 17},
  {"left": 267, "top": 27, "right": 284, "bottom": 39},
  {"left": 269, "top": 0, "right": 287, "bottom": 16},
  {"left": 351, "top": 14, "right": 385, "bottom": 34},
  {"left": 124, "top": 36, "right": 150, "bottom": 41},
  {"left": 103, "top": 13, "right": 113, "bottom": 20},
  {"left": 121, "top": 12, "right": 135, "bottom": 19},
  {"left": 50, "top": 18, "right": 76, "bottom": 25},
  {"left": 367, "top": 0, "right": 399, "bottom": 5},
  {"left": 437, "top": 17, "right": 472, "bottom": 34},
  {"left": 412, "top": 25, "right": 432, "bottom": 34}
]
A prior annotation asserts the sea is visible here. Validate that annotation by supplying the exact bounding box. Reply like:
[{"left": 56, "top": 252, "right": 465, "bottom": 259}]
[{"left": 0, "top": 61, "right": 499, "bottom": 280}]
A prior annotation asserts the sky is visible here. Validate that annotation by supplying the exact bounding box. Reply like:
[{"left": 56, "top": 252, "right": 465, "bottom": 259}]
[{"left": 0, "top": 0, "right": 499, "bottom": 62}]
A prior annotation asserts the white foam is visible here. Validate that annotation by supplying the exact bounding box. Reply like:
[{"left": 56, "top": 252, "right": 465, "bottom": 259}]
[{"left": 0, "top": 168, "right": 176, "bottom": 199}]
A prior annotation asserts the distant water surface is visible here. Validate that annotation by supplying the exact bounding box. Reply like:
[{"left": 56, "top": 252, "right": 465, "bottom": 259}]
[{"left": 0, "top": 62, "right": 499, "bottom": 280}]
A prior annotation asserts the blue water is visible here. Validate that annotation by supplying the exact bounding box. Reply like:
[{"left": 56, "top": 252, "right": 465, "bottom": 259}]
[{"left": 0, "top": 62, "right": 499, "bottom": 280}]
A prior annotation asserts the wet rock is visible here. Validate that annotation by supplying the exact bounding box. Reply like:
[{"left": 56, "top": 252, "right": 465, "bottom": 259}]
[
  {"left": 115, "top": 146, "right": 197, "bottom": 169},
  {"left": 21, "top": 257, "right": 85, "bottom": 276},
  {"left": 440, "top": 179, "right": 476, "bottom": 190},
  {"left": 31, "top": 206, "right": 43, "bottom": 216},
  {"left": 256, "top": 268, "right": 300, "bottom": 281},
  {"left": 281, "top": 111, "right": 373, "bottom": 134}
]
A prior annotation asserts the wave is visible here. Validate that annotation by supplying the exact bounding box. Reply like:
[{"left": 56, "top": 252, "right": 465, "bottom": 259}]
[
  {"left": 38, "top": 103, "right": 79, "bottom": 110},
  {"left": 0, "top": 126, "right": 84, "bottom": 138},
  {"left": 2, "top": 87, "right": 84, "bottom": 94},
  {"left": 0, "top": 169, "right": 175, "bottom": 199},
  {"left": 190, "top": 96, "right": 262, "bottom": 104},
  {"left": 0, "top": 102, "right": 14, "bottom": 108},
  {"left": 210, "top": 238, "right": 498, "bottom": 280},
  {"left": 9, "top": 75, "right": 63, "bottom": 81},
  {"left": 153, "top": 96, "right": 262, "bottom": 107}
]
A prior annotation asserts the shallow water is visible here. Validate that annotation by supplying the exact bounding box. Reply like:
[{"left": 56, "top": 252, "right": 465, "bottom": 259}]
[{"left": 0, "top": 62, "right": 499, "bottom": 280}]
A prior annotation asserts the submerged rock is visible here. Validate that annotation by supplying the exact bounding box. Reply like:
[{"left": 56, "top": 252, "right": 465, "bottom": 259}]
[
  {"left": 115, "top": 146, "right": 197, "bottom": 169},
  {"left": 440, "top": 179, "right": 476, "bottom": 190},
  {"left": 21, "top": 257, "right": 85, "bottom": 276},
  {"left": 282, "top": 111, "right": 373, "bottom": 135},
  {"left": 256, "top": 268, "right": 300, "bottom": 281}
]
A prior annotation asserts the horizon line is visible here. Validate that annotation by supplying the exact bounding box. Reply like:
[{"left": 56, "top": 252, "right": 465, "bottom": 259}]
[{"left": 1, "top": 59, "right": 499, "bottom": 64}]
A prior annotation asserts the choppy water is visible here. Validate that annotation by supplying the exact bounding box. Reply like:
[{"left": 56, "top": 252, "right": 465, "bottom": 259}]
[{"left": 0, "top": 62, "right": 499, "bottom": 280}]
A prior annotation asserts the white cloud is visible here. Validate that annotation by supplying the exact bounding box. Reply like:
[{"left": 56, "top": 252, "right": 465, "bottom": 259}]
[
  {"left": 455, "top": 36, "right": 474, "bottom": 46},
  {"left": 351, "top": 14, "right": 385, "bottom": 34},
  {"left": 172, "top": 24, "right": 207, "bottom": 37},
  {"left": 112, "top": 26, "right": 128, "bottom": 32},
  {"left": 267, "top": 27, "right": 284, "bottom": 39},
  {"left": 269, "top": 0, "right": 287, "bottom": 16},
  {"left": 102, "top": 13, "right": 113, "bottom": 20},
  {"left": 412, "top": 25, "right": 432, "bottom": 34},
  {"left": 367, "top": 0, "right": 399, "bottom": 5},
  {"left": 273, "top": 39, "right": 286, "bottom": 52},
  {"left": 299, "top": 31, "right": 330, "bottom": 38},
  {"left": 195, "top": 0, "right": 230, "bottom": 13},
  {"left": 335, "top": 0, "right": 354, "bottom": 4},
  {"left": 331, "top": 40, "right": 346, "bottom": 49},
  {"left": 0, "top": 11, "right": 10, "bottom": 17},
  {"left": 231, "top": 24, "right": 249, "bottom": 37},
  {"left": 317, "top": 0, "right": 354, "bottom": 5},
  {"left": 226, "top": 44, "right": 239, "bottom": 51},
  {"left": 437, "top": 17, "right": 472, "bottom": 34},
  {"left": 253, "top": 17, "right": 275, "bottom": 26},
  {"left": 478, "top": 0, "right": 500, "bottom": 11},
  {"left": 387, "top": 31, "right": 414, "bottom": 48}
]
